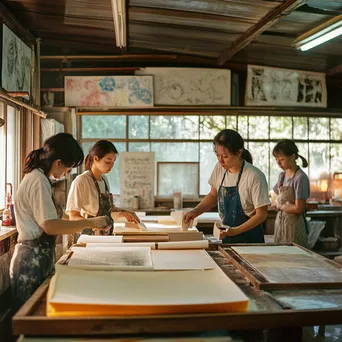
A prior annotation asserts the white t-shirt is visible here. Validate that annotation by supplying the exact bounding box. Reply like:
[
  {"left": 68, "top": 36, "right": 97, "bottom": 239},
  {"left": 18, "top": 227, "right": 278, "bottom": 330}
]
[
  {"left": 14, "top": 169, "right": 58, "bottom": 242},
  {"left": 208, "top": 161, "right": 271, "bottom": 217},
  {"left": 66, "top": 170, "right": 110, "bottom": 218}
]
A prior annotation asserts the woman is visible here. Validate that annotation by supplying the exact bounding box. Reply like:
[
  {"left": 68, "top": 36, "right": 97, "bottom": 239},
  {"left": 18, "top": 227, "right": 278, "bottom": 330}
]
[
  {"left": 66, "top": 140, "right": 139, "bottom": 235},
  {"left": 184, "top": 129, "right": 270, "bottom": 243},
  {"left": 272, "top": 139, "right": 310, "bottom": 247},
  {"left": 10, "top": 133, "right": 109, "bottom": 309}
]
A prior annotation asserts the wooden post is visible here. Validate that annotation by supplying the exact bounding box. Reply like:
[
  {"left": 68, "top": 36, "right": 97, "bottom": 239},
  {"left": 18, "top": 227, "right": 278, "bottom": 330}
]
[{"left": 33, "top": 39, "right": 41, "bottom": 148}]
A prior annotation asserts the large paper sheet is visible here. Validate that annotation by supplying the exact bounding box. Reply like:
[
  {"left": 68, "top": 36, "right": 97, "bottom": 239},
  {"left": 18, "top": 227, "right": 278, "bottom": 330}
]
[
  {"left": 158, "top": 240, "right": 209, "bottom": 250},
  {"left": 47, "top": 265, "right": 249, "bottom": 316},
  {"left": 86, "top": 242, "right": 156, "bottom": 249},
  {"left": 68, "top": 247, "right": 153, "bottom": 270},
  {"left": 232, "top": 246, "right": 309, "bottom": 255},
  {"left": 77, "top": 235, "right": 123, "bottom": 244},
  {"left": 151, "top": 250, "right": 217, "bottom": 270}
]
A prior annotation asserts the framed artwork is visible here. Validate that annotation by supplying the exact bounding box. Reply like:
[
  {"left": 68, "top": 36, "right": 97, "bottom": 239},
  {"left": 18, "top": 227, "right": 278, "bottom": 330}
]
[
  {"left": 65, "top": 76, "right": 154, "bottom": 107},
  {"left": 245, "top": 64, "right": 327, "bottom": 108},
  {"left": 136, "top": 67, "right": 231, "bottom": 105},
  {"left": 1, "top": 24, "right": 32, "bottom": 93}
]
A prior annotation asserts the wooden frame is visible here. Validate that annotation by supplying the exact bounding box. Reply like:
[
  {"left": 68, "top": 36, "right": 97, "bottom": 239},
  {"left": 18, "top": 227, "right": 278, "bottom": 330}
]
[
  {"left": 219, "top": 243, "right": 342, "bottom": 291},
  {"left": 157, "top": 162, "right": 200, "bottom": 197},
  {"left": 76, "top": 108, "right": 342, "bottom": 196},
  {"left": 12, "top": 249, "right": 342, "bottom": 337}
]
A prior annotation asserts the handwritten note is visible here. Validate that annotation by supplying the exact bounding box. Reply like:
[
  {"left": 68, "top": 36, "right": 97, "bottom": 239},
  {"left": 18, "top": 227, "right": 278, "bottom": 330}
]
[{"left": 120, "top": 152, "right": 155, "bottom": 209}]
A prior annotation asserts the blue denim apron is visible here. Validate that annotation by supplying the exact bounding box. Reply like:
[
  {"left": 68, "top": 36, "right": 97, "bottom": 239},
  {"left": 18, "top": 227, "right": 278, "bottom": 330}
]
[{"left": 218, "top": 160, "right": 265, "bottom": 243}]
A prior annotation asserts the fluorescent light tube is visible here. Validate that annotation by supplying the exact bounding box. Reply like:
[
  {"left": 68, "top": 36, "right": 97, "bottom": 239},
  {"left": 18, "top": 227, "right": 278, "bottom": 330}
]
[{"left": 300, "top": 25, "right": 342, "bottom": 51}]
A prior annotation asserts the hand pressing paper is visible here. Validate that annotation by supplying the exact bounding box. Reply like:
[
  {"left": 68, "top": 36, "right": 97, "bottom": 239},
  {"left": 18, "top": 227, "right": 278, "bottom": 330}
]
[
  {"left": 125, "top": 221, "right": 147, "bottom": 231},
  {"left": 213, "top": 222, "right": 231, "bottom": 240}
]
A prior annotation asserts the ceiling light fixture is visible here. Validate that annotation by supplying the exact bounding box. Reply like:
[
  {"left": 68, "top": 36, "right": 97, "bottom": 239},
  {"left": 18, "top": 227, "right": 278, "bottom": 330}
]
[
  {"left": 294, "top": 14, "right": 342, "bottom": 51},
  {"left": 110, "top": 0, "right": 126, "bottom": 48}
]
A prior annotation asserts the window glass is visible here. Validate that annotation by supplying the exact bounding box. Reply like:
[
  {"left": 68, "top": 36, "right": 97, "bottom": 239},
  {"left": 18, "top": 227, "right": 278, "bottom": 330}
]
[
  {"left": 82, "top": 115, "right": 126, "bottom": 139},
  {"left": 150, "top": 116, "right": 198, "bottom": 139}
]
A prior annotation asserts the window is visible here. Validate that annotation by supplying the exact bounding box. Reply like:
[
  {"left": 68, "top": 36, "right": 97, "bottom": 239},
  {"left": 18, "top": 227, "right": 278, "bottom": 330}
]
[
  {"left": 79, "top": 113, "right": 342, "bottom": 196},
  {"left": 0, "top": 102, "right": 22, "bottom": 208}
]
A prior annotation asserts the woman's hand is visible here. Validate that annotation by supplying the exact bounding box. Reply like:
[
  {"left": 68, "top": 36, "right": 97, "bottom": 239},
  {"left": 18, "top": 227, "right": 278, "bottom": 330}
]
[
  {"left": 219, "top": 226, "right": 241, "bottom": 239},
  {"left": 183, "top": 209, "right": 200, "bottom": 223},
  {"left": 88, "top": 216, "right": 110, "bottom": 230},
  {"left": 121, "top": 211, "right": 140, "bottom": 223}
]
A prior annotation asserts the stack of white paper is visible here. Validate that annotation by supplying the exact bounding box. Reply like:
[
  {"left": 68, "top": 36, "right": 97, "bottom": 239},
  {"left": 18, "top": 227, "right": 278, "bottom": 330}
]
[
  {"left": 47, "top": 265, "right": 249, "bottom": 316},
  {"left": 77, "top": 235, "right": 123, "bottom": 244}
]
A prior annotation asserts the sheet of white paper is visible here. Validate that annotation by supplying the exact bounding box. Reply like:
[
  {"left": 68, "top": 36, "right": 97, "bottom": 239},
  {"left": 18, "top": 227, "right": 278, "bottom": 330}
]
[
  {"left": 152, "top": 250, "right": 217, "bottom": 270},
  {"left": 50, "top": 264, "right": 249, "bottom": 307},
  {"left": 77, "top": 235, "right": 123, "bottom": 244},
  {"left": 86, "top": 242, "right": 156, "bottom": 249},
  {"left": 68, "top": 246, "right": 153, "bottom": 270},
  {"left": 158, "top": 240, "right": 209, "bottom": 250},
  {"left": 232, "top": 246, "right": 309, "bottom": 255}
]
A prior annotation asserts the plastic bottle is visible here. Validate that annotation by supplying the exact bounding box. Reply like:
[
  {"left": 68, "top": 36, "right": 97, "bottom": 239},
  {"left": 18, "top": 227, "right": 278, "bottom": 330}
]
[{"left": 2, "top": 207, "right": 11, "bottom": 226}]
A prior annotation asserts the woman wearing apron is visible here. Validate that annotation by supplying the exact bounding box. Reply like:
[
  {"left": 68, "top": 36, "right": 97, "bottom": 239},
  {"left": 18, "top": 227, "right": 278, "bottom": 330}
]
[
  {"left": 184, "top": 129, "right": 270, "bottom": 243},
  {"left": 272, "top": 139, "right": 310, "bottom": 247},
  {"left": 10, "top": 133, "right": 109, "bottom": 310},
  {"left": 66, "top": 140, "right": 139, "bottom": 235}
]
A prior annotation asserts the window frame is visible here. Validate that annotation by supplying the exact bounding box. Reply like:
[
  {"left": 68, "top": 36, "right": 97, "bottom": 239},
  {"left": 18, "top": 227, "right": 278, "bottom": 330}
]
[{"left": 77, "top": 108, "right": 342, "bottom": 196}]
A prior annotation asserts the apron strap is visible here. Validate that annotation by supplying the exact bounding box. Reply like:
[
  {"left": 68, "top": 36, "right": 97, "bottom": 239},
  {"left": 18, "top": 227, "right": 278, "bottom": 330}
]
[
  {"left": 89, "top": 170, "right": 105, "bottom": 217},
  {"left": 279, "top": 166, "right": 300, "bottom": 188},
  {"left": 236, "top": 160, "right": 245, "bottom": 188},
  {"left": 219, "top": 160, "right": 245, "bottom": 188}
]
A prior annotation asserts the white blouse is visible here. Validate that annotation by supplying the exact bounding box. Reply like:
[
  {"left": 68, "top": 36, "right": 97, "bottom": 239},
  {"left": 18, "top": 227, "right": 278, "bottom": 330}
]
[{"left": 66, "top": 170, "right": 110, "bottom": 218}]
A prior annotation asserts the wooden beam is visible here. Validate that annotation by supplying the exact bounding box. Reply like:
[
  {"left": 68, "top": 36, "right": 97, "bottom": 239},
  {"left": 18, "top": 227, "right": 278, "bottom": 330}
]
[
  {"left": 217, "top": 0, "right": 307, "bottom": 66},
  {"left": 7, "top": 92, "right": 30, "bottom": 98},
  {"left": 0, "top": 91, "right": 46, "bottom": 118},
  {"left": 40, "top": 67, "right": 140, "bottom": 72},
  {"left": 41, "top": 88, "right": 65, "bottom": 92},
  {"left": 0, "top": 1, "right": 36, "bottom": 45},
  {"left": 40, "top": 54, "right": 178, "bottom": 61}
]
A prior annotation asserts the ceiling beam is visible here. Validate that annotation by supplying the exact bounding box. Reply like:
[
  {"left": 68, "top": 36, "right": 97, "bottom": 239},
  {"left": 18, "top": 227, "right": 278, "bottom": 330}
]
[
  {"left": 0, "top": 1, "right": 36, "bottom": 45},
  {"left": 217, "top": 0, "right": 307, "bottom": 66},
  {"left": 40, "top": 54, "right": 178, "bottom": 61},
  {"left": 41, "top": 67, "right": 140, "bottom": 72}
]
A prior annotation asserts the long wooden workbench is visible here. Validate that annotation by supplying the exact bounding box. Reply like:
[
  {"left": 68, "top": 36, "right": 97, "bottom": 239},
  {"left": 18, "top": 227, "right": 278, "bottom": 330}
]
[{"left": 12, "top": 244, "right": 342, "bottom": 342}]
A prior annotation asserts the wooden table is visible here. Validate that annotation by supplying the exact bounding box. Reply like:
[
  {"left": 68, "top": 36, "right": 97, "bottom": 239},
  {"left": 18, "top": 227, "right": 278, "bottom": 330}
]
[{"left": 12, "top": 246, "right": 342, "bottom": 342}]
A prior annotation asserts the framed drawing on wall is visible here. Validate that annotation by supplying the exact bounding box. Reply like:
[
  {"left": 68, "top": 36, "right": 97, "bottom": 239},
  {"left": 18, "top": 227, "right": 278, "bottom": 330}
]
[
  {"left": 1, "top": 24, "right": 32, "bottom": 93},
  {"left": 65, "top": 76, "right": 154, "bottom": 107},
  {"left": 157, "top": 162, "right": 200, "bottom": 198},
  {"left": 245, "top": 65, "right": 327, "bottom": 108},
  {"left": 136, "top": 68, "right": 231, "bottom": 105}
]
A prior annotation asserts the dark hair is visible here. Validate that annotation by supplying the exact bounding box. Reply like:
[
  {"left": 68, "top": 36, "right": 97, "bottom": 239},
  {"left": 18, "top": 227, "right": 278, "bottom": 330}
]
[
  {"left": 85, "top": 140, "right": 118, "bottom": 170},
  {"left": 24, "top": 133, "right": 84, "bottom": 174},
  {"left": 273, "top": 139, "right": 308, "bottom": 168},
  {"left": 213, "top": 129, "right": 253, "bottom": 164}
]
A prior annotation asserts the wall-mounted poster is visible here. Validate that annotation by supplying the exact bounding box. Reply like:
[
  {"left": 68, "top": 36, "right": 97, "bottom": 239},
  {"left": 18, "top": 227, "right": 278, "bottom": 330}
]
[
  {"left": 136, "top": 67, "right": 231, "bottom": 105},
  {"left": 65, "top": 76, "right": 154, "bottom": 107},
  {"left": 1, "top": 24, "right": 32, "bottom": 93},
  {"left": 245, "top": 65, "right": 327, "bottom": 108}
]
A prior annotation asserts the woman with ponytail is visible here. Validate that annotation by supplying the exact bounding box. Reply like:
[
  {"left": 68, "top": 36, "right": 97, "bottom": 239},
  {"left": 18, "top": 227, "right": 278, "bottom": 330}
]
[
  {"left": 10, "top": 133, "right": 109, "bottom": 310},
  {"left": 272, "top": 139, "right": 310, "bottom": 247},
  {"left": 66, "top": 140, "right": 139, "bottom": 236},
  {"left": 184, "top": 129, "right": 270, "bottom": 243}
]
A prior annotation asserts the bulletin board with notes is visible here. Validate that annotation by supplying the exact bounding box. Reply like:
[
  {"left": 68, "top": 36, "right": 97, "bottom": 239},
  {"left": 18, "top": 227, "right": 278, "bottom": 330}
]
[{"left": 120, "top": 152, "right": 155, "bottom": 209}]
